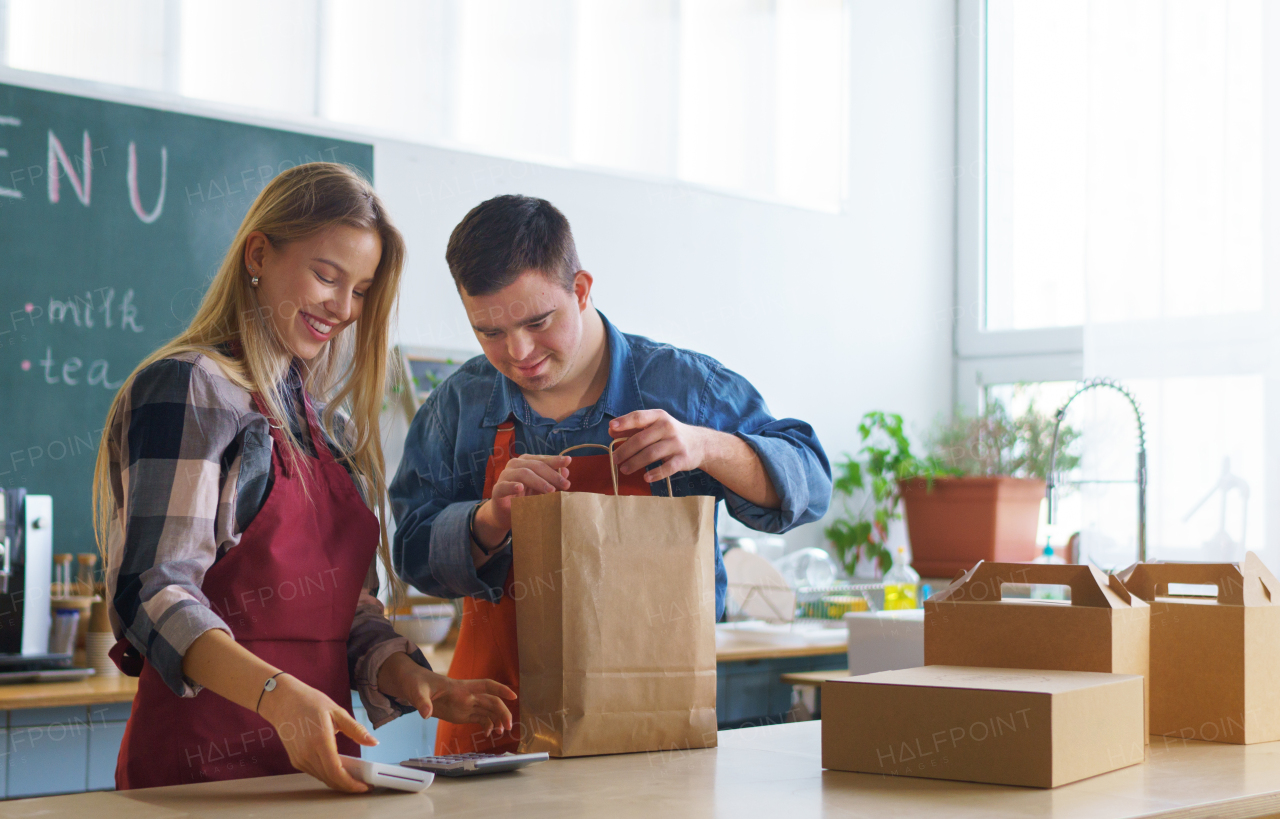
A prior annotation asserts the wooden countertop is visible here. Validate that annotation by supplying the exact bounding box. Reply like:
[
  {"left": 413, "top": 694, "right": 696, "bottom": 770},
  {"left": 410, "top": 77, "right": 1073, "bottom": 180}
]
[
  {"left": 780, "top": 669, "right": 850, "bottom": 685},
  {"left": 0, "top": 646, "right": 458, "bottom": 712},
  {"left": 714, "top": 642, "right": 846, "bottom": 662},
  {"left": 11, "top": 720, "right": 1280, "bottom": 818},
  {"left": 0, "top": 676, "right": 138, "bottom": 710}
]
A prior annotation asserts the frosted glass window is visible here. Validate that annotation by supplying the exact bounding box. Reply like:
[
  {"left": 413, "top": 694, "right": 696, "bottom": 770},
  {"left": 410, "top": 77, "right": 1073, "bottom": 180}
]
[
  {"left": 774, "top": 0, "right": 844, "bottom": 208},
  {"left": 178, "top": 0, "right": 318, "bottom": 118},
  {"left": 570, "top": 0, "right": 676, "bottom": 177},
  {"left": 3, "top": 0, "right": 848, "bottom": 210},
  {"left": 6, "top": 0, "right": 168, "bottom": 91},
  {"left": 320, "top": 0, "right": 451, "bottom": 144},
  {"left": 677, "top": 0, "right": 775, "bottom": 197},
  {"left": 985, "top": 0, "right": 1263, "bottom": 330},
  {"left": 989, "top": 376, "right": 1264, "bottom": 570},
  {"left": 452, "top": 0, "right": 574, "bottom": 161}
]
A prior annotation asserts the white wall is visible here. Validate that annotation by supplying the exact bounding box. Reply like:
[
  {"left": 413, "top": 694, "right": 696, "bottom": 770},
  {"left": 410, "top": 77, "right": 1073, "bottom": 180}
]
[{"left": 374, "top": 0, "right": 958, "bottom": 554}]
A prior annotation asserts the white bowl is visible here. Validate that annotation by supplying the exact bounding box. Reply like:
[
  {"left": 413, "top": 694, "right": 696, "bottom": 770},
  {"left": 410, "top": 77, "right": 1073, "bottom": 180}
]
[{"left": 393, "top": 614, "right": 453, "bottom": 647}]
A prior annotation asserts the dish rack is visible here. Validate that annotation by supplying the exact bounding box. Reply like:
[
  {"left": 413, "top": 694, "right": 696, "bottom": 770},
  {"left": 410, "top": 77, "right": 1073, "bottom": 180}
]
[{"left": 795, "top": 583, "right": 888, "bottom": 621}]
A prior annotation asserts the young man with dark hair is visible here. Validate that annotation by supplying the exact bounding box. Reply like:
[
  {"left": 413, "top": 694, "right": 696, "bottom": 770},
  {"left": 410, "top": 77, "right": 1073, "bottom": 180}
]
[{"left": 389, "top": 194, "right": 831, "bottom": 755}]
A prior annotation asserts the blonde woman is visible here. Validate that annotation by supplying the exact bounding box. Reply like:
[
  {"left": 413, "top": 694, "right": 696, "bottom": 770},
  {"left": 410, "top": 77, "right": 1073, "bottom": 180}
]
[{"left": 94, "top": 163, "right": 514, "bottom": 793}]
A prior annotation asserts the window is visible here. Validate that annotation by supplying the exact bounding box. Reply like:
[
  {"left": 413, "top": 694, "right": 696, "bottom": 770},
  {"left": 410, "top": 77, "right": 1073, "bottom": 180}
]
[
  {"left": 984, "top": 0, "right": 1263, "bottom": 331},
  {"left": 965, "top": 0, "right": 1272, "bottom": 567},
  {"left": 3, "top": 0, "right": 848, "bottom": 211},
  {"left": 6, "top": 0, "right": 169, "bottom": 92}
]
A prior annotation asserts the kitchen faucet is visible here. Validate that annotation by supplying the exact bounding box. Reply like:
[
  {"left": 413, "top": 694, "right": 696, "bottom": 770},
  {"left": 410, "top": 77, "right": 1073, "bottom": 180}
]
[{"left": 1046, "top": 378, "right": 1148, "bottom": 564}]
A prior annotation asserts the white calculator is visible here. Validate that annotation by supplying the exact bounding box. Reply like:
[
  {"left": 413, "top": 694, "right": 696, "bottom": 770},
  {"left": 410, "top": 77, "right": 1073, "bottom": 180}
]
[{"left": 400, "top": 752, "right": 550, "bottom": 777}]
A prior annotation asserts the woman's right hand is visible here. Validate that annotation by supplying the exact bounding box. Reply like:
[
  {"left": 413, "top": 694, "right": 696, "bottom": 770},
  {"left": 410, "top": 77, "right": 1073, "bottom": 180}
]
[
  {"left": 257, "top": 674, "right": 378, "bottom": 793},
  {"left": 483, "top": 454, "right": 572, "bottom": 533}
]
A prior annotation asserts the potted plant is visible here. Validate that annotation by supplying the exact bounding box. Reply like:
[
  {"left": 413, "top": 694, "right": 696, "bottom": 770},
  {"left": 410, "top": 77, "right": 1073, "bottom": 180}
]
[
  {"left": 826, "top": 403, "right": 1079, "bottom": 580},
  {"left": 824, "top": 412, "right": 949, "bottom": 578}
]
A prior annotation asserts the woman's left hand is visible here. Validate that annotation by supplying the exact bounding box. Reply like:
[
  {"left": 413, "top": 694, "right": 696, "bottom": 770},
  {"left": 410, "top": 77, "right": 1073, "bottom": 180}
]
[{"left": 379, "top": 653, "right": 516, "bottom": 737}]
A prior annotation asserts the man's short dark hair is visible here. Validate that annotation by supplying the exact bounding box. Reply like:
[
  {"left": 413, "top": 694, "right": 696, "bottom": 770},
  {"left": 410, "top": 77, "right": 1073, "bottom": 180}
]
[{"left": 445, "top": 195, "right": 581, "bottom": 296}]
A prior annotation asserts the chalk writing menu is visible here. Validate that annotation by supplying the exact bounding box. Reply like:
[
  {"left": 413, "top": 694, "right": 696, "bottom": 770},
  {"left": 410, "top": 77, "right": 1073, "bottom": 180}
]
[{"left": 0, "top": 83, "right": 373, "bottom": 552}]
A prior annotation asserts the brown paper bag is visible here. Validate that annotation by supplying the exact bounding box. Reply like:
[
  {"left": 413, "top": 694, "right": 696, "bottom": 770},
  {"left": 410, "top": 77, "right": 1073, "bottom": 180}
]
[
  {"left": 510, "top": 447, "right": 718, "bottom": 757},
  {"left": 924, "top": 561, "right": 1150, "bottom": 740},
  {"left": 1118, "top": 552, "right": 1280, "bottom": 744}
]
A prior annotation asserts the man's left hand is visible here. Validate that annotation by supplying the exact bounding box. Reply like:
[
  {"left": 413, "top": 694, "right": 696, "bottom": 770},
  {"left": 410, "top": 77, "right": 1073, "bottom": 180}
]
[{"left": 609, "top": 410, "right": 708, "bottom": 484}]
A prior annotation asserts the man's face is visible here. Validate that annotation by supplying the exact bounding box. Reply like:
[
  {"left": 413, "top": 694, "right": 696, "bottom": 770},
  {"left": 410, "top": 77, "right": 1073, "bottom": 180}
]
[{"left": 460, "top": 270, "right": 589, "bottom": 392}]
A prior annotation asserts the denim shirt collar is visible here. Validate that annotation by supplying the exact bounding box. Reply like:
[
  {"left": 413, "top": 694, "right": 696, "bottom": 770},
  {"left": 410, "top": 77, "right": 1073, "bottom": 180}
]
[{"left": 481, "top": 309, "right": 644, "bottom": 429}]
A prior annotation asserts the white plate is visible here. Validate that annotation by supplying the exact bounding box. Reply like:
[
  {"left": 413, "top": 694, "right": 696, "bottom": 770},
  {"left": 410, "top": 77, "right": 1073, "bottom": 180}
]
[{"left": 724, "top": 549, "right": 796, "bottom": 621}]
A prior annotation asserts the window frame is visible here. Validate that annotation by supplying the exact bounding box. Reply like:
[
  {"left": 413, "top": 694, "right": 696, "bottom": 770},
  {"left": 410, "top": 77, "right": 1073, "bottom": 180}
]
[{"left": 953, "top": 0, "right": 1084, "bottom": 414}]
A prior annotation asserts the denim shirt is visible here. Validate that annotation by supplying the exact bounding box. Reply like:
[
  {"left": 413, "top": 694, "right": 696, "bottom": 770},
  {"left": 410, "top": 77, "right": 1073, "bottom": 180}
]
[{"left": 389, "top": 310, "right": 832, "bottom": 620}]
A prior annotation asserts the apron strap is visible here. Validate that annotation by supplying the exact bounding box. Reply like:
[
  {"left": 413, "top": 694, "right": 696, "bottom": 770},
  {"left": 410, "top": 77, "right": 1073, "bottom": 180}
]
[
  {"left": 299, "top": 388, "right": 337, "bottom": 466},
  {"left": 248, "top": 391, "right": 292, "bottom": 479},
  {"left": 483, "top": 421, "right": 517, "bottom": 500},
  {"left": 247, "top": 385, "right": 335, "bottom": 478}
]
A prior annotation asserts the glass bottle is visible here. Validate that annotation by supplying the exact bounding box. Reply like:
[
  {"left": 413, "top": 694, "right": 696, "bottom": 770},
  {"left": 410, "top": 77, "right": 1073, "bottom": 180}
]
[{"left": 882, "top": 546, "right": 920, "bottom": 610}]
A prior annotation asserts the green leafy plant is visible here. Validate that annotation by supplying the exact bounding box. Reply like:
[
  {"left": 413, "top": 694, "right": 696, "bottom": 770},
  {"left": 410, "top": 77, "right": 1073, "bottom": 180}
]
[
  {"left": 930, "top": 400, "right": 1081, "bottom": 479},
  {"left": 824, "top": 412, "right": 952, "bottom": 576},
  {"left": 825, "top": 402, "right": 1079, "bottom": 577}
]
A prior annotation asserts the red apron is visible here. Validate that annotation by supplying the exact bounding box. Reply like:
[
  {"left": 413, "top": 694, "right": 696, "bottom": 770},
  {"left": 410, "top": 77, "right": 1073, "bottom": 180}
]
[
  {"left": 115, "top": 389, "right": 379, "bottom": 789},
  {"left": 435, "top": 421, "right": 651, "bottom": 755}
]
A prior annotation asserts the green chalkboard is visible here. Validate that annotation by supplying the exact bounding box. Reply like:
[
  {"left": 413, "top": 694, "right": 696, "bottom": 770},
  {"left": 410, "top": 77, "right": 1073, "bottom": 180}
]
[{"left": 0, "top": 83, "right": 374, "bottom": 554}]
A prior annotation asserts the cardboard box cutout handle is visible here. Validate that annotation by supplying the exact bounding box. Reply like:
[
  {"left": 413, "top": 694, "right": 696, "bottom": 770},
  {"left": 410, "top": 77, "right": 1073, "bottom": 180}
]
[
  {"left": 930, "top": 561, "right": 1124, "bottom": 608},
  {"left": 1118, "top": 552, "right": 1280, "bottom": 606}
]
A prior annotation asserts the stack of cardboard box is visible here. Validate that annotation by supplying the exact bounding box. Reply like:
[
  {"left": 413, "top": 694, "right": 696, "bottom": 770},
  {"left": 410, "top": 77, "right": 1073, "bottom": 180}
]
[{"left": 821, "top": 554, "right": 1280, "bottom": 788}]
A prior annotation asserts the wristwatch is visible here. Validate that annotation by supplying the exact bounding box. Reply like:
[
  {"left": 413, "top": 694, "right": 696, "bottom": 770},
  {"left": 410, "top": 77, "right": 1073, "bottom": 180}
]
[{"left": 469, "top": 500, "right": 512, "bottom": 556}]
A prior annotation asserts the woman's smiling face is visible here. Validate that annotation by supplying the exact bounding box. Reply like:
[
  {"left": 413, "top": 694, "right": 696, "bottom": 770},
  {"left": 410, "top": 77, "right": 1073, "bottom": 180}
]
[{"left": 245, "top": 225, "right": 381, "bottom": 361}]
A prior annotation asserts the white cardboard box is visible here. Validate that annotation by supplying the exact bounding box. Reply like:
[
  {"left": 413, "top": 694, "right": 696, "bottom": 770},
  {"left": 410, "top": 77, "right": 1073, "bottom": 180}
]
[{"left": 845, "top": 609, "right": 924, "bottom": 675}]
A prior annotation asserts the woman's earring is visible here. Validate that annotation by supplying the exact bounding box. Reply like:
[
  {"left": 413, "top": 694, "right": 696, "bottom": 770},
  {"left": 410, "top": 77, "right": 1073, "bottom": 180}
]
[{"left": 249, "top": 266, "right": 260, "bottom": 287}]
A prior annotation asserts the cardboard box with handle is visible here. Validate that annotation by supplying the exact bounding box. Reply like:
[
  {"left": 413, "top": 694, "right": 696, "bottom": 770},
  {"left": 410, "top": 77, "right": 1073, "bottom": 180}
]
[
  {"left": 924, "top": 561, "right": 1150, "bottom": 740},
  {"left": 1117, "top": 552, "right": 1280, "bottom": 744},
  {"left": 511, "top": 440, "right": 718, "bottom": 757}
]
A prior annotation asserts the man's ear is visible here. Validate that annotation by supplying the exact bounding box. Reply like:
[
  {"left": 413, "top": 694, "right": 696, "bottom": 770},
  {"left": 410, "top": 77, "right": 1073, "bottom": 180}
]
[{"left": 573, "top": 270, "right": 594, "bottom": 311}]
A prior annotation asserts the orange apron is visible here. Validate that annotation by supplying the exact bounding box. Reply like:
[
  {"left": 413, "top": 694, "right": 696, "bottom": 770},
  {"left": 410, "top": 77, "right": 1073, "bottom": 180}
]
[{"left": 435, "top": 420, "right": 652, "bottom": 754}]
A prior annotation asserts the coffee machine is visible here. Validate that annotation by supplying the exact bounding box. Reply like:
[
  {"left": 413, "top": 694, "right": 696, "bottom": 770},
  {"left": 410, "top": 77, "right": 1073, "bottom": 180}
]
[{"left": 0, "top": 489, "right": 55, "bottom": 662}]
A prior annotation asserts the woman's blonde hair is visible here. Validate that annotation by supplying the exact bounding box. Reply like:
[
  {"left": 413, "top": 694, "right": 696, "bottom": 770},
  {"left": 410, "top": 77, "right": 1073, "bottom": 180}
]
[{"left": 93, "top": 162, "right": 406, "bottom": 597}]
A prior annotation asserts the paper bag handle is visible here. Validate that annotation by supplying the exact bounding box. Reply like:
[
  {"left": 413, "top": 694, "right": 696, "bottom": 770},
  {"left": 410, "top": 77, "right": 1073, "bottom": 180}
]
[
  {"left": 930, "top": 561, "right": 1127, "bottom": 608},
  {"left": 558, "top": 439, "right": 674, "bottom": 497}
]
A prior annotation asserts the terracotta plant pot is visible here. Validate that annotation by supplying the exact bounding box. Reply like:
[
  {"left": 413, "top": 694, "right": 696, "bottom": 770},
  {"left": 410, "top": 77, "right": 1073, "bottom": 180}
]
[{"left": 898, "top": 476, "right": 1046, "bottom": 579}]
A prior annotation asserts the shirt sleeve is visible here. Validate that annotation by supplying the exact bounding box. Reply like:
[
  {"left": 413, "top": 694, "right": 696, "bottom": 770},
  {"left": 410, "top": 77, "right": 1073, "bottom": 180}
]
[
  {"left": 389, "top": 402, "right": 510, "bottom": 602},
  {"left": 347, "top": 557, "right": 433, "bottom": 729},
  {"left": 107, "top": 357, "right": 238, "bottom": 698},
  {"left": 698, "top": 363, "right": 833, "bottom": 534}
]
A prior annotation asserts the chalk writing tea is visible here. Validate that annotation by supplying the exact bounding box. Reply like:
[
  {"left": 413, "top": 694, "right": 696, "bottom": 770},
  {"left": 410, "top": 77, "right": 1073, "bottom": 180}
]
[{"left": 36, "top": 348, "right": 123, "bottom": 389}]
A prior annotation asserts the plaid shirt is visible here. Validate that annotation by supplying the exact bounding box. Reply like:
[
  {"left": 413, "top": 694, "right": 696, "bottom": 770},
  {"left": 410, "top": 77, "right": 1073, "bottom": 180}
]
[{"left": 104, "top": 350, "right": 427, "bottom": 728}]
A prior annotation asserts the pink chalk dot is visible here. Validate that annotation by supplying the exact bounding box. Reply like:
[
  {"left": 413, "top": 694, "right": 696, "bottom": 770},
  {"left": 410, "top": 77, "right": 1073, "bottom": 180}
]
[
  {"left": 23, "top": 303, "right": 33, "bottom": 313},
  {"left": 20, "top": 360, "right": 30, "bottom": 371}
]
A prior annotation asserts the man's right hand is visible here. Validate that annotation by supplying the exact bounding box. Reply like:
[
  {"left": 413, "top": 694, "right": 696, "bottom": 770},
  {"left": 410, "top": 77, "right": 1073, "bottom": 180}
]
[{"left": 474, "top": 454, "right": 572, "bottom": 543}]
